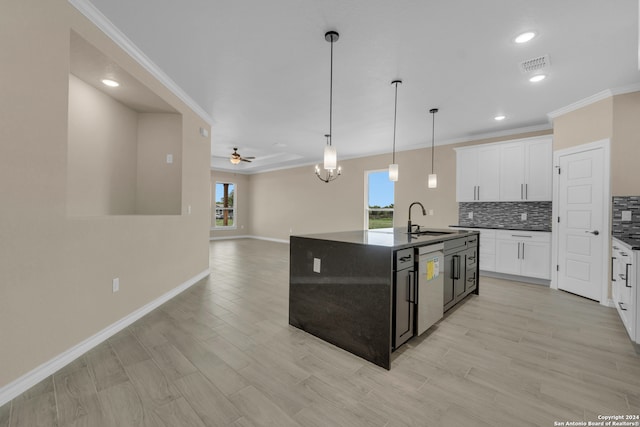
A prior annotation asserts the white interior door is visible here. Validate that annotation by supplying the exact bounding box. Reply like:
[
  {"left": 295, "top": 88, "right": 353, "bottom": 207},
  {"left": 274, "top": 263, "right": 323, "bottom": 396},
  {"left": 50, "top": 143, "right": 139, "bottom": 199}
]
[{"left": 557, "top": 147, "right": 605, "bottom": 301}]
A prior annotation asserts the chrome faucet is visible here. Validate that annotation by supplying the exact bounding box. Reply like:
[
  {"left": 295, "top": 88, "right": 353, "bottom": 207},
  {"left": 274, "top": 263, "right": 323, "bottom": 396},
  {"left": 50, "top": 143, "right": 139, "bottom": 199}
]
[{"left": 408, "top": 201, "right": 427, "bottom": 233}]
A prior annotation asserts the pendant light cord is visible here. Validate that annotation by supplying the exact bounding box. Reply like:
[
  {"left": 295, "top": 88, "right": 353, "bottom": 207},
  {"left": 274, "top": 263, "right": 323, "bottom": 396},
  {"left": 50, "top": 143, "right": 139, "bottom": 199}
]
[
  {"left": 431, "top": 110, "right": 436, "bottom": 174},
  {"left": 392, "top": 82, "right": 398, "bottom": 164},
  {"left": 329, "top": 37, "right": 333, "bottom": 147}
]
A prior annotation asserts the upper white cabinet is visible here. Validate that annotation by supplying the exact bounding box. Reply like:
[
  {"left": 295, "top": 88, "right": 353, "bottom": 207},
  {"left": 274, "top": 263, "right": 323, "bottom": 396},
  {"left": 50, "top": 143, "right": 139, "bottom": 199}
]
[
  {"left": 500, "top": 137, "right": 552, "bottom": 201},
  {"left": 456, "top": 145, "right": 500, "bottom": 201},
  {"left": 456, "top": 136, "right": 552, "bottom": 202}
]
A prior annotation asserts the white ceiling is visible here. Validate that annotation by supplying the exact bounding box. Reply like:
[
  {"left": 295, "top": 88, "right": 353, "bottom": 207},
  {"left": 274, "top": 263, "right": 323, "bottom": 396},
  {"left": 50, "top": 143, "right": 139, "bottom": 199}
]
[{"left": 86, "top": 0, "right": 640, "bottom": 173}]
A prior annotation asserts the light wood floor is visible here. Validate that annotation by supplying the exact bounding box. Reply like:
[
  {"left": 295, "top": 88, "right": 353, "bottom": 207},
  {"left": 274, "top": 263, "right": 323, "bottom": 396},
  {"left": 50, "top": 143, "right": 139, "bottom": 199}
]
[{"left": 2, "top": 238, "right": 639, "bottom": 426}]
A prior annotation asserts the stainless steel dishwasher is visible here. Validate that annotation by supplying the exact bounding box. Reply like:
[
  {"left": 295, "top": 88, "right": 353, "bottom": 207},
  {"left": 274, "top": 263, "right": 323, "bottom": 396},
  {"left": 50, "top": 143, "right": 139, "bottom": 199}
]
[{"left": 417, "top": 243, "right": 444, "bottom": 335}]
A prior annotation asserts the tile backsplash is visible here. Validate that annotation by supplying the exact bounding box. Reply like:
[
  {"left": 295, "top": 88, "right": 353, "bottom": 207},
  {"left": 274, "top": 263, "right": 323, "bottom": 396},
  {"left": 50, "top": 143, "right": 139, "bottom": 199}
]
[
  {"left": 458, "top": 201, "right": 552, "bottom": 231},
  {"left": 612, "top": 196, "right": 640, "bottom": 239}
]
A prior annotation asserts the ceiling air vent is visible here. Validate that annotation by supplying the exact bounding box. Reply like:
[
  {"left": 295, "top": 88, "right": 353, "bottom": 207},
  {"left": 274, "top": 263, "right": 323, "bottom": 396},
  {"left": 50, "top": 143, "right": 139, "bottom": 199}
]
[{"left": 520, "top": 54, "right": 550, "bottom": 73}]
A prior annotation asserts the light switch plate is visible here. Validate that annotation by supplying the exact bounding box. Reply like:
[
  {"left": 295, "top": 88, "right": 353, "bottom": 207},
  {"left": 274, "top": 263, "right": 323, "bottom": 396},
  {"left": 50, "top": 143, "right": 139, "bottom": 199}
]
[
  {"left": 468, "top": 212, "right": 473, "bottom": 219},
  {"left": 622, "top": 210, "right": 632, "bottom": 221},
  {"left": 112, "top": 278, "right": 120, "bottom": 293},
  {"left": 166, "top": 154, "right": 173, "bottom": 164},
  {"left": 521, "top": 213, "right": 527, "bottom": 221},
  {"left": 313, "top": 258, "right": 321, "bottom": 273}
]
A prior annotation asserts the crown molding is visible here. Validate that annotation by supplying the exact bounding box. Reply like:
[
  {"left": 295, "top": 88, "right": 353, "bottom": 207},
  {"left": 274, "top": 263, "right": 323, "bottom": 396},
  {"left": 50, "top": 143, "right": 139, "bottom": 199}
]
[
  {"left": 548, "top": 82, "right": 640, "bottom": 120},
  {"left": 68, "top": 0, "right": 213, "bottom": 126}
]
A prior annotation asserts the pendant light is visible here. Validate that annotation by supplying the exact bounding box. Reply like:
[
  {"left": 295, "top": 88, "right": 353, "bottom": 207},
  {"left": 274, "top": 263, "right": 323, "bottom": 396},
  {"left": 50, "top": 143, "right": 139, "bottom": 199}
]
[
  {"left": 315, "top": 31, "right": 341, "bottom": 183},
  {"left": 388, "top": 80, "right": 402, "bottom": 182},
  {"left": 428, "top": 108, "right": 439, "bottom": 188}
]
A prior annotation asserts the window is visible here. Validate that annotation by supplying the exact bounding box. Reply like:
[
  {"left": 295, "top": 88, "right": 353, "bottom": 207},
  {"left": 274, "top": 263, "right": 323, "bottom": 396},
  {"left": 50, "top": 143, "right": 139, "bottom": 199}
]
[
  {"left": 214, "top": 182, "right": 235, "bottom": 228},
  {"left": 365, "top": 170, "right": 394, "bottom": 229}
]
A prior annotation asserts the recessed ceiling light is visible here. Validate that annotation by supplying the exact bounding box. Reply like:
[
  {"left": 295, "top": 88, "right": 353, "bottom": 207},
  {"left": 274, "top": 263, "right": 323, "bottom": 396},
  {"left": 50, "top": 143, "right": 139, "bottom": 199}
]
[
  {"left": 515, "top": 31, "right": 536, "bottom": 44},
  {"left": 101, "top": 79, "right": 119, "bottom": 87},
  {"left": 529, "top": 74, "right": 546, "bottom": 83},
  {"left": 273, "top": 142, "right": 287, "bottom": 148},
  {"left": 494, "top": 115, "right": 506, "bottom": 121}
]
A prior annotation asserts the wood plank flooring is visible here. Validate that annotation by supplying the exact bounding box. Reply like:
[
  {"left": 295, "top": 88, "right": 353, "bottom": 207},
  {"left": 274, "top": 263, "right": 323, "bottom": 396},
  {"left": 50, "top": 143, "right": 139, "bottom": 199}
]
[{"left": 2, "top": 238, "right": 639, "bottom": 426}]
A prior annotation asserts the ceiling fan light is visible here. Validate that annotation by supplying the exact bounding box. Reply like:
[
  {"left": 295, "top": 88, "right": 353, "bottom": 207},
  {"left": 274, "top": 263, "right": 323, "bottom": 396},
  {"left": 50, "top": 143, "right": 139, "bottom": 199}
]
[
  {"left": 388, "top": 164, "right": 399, "bottom": 182},
  {"left": 323, "top": 145, "right": 337, "bottom": 170},
  {"left": 230, "top": 157, "right": 241, "bottom": 165},
  {"left": 428, "top": 173, "right": 438, "bottom": 189}
]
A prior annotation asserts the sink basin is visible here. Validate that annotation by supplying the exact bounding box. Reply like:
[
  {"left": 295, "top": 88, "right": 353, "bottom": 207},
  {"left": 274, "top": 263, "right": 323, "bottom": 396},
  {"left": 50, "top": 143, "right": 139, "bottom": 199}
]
[{"left": 407, "top": 230, "right": 452, "bottom": 236}]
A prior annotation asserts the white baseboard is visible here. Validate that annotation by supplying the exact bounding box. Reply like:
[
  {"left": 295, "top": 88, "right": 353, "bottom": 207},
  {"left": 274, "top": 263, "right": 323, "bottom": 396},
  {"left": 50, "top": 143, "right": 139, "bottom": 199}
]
[
  {"left": 210, "top": 235, "right": 289, "bottom": 244},
  {"left": 0, "top": 268, "right": 210, "bottom": 406}
]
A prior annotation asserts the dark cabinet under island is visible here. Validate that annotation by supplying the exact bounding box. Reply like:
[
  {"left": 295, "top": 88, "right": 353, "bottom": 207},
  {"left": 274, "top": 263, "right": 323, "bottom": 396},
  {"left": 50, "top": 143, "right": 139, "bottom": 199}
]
[{"left": 289, "top": 228, "right": 480, "bottom": 369}]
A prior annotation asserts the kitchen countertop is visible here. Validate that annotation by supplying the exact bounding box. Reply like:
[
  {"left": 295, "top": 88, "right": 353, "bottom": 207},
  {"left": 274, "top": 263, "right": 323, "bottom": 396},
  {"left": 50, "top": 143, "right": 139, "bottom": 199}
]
[
  {"left": 613, "top": 236, "right": 640, "bottom": 250},
  {"left": 450, "top": 225, "right": 552, "bottom": 232},
  {"left": 294, "top": 227, "right": 478, "bottom": 250}
]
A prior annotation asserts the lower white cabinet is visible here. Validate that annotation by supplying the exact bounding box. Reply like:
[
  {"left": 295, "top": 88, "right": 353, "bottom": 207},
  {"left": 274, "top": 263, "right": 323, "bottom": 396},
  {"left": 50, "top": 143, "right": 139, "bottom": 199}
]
[
  {"left": 611, "top": 238, "right": 638, "bottom": 347},
  {"left": 495, "top": 231, "right": 551, "bottom": 279}
]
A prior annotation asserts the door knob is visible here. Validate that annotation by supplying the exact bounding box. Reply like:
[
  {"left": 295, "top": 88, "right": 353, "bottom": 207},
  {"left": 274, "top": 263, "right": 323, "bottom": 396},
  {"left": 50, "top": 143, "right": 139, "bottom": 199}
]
[{"left": 585, "top": 230, "right": 599, "bottom": 236}]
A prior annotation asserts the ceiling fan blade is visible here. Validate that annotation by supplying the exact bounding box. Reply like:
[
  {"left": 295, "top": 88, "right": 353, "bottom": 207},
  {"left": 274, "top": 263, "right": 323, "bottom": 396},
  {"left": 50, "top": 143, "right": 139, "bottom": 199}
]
[
  {"left": 241, "top": 158, "right": 252, "bottom": 162},
  {"left": 243, "top": 156, "right": 256, "bottom": 160}
]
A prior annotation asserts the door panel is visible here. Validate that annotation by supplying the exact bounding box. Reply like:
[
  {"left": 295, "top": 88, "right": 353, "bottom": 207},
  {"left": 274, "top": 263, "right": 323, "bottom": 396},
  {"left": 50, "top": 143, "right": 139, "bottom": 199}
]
[{"left": 557, "top": 148, "right": 604, "bottom": 301}]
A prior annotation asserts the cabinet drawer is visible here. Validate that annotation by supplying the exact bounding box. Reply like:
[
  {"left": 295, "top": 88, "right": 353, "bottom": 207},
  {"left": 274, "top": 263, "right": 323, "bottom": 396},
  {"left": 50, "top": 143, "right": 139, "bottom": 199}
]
[
  {"left": 444, "top": 237, "right": 467, "bottom": 252},
  {"left": 496, "top": 230, "right": 551, "bottom": 243}
]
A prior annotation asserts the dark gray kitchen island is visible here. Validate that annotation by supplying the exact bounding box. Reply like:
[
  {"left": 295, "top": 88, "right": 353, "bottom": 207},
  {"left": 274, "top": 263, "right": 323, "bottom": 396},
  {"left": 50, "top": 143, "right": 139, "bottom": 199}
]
[{"left": 289, "top": 227, "right": 479, "bottom": 369}]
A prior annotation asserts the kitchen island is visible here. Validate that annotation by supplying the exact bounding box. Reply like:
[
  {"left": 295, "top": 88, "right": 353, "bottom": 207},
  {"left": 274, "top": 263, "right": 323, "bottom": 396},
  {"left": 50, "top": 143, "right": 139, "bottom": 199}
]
[{"left": 289, "top": 227, "right": 479, "bottom": 369}]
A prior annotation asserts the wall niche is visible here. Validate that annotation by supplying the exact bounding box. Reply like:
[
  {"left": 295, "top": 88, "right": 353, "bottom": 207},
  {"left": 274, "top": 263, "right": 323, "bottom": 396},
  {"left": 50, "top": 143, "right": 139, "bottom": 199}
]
[{"left": 67, "top": 31, "right": 182, "bottom": 216}]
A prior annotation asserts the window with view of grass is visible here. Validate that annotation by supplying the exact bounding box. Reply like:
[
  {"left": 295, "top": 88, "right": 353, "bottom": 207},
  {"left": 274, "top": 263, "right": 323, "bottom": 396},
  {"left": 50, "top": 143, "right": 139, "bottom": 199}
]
[
  {"left": 214, "top": 182, "right": 235, "bottom": 228},
  {"left": 366, "top": 170, "right": 394, "bottom": 230}
]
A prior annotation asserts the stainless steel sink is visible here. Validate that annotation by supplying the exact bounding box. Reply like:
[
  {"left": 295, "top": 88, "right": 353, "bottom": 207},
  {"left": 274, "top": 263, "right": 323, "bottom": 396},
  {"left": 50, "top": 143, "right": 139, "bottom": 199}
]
[{"left": 406, "top": 230, "right": 453, "bottom": 236}]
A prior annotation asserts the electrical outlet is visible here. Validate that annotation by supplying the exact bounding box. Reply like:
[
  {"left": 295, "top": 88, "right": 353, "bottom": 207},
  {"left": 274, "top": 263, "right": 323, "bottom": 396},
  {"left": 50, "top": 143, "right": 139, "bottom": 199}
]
[
  {"left": 112, "top": 278, "right": 120, "bottom": 293},
  {"left": 428, "top": 209, "right": 434, "bottom": 216},
  {"left": 166, "top": 154, "right": 173, "bottom": 164},
  {"left": 521, "top": 213, "right": 527, "bottom": 221},
  {"left": 187, "top": 205, "right": 191, "bottom": 215},
  {"left": 313, "top": 258, "right": 321, "bottom": 273},
  {"left": 622, "top": 211, "right": 632, "bottom": 221},
  {"left": 468, "top": 212, "right": 473, "bottom": 219}
]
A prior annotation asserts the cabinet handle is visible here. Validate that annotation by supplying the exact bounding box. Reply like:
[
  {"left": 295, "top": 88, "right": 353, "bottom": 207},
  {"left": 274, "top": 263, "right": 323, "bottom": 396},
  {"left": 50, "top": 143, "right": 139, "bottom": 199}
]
[
  {"left": 521, "top": 184, "right": 523, "bottom": 200},
  {"left": 625, "top": 264, "right": 631, "bottom": 288},
  {"left": 525, "top": 184, "right": 528, "bottom": 199},
  {"left": 452, "top": 255, "right": 461, "bottom": 280},
  {"left": 621, "top": 252, "right": 628, "bottom": 256},
  {"left": 477, "top": 186, "right": 480, "bottom": 200},
  {"left": 511, "top": 234, "right": 532, "bottom": 238},
  {"left": 522, "top": 243, "right": 525, "bottom": 259},
  {"left": 611, "top": 257, "right": 616, "bottom": 281},
  {"left": 613, "top": 245, "right": 619, "bottom": 250},
  {"left": 517, "top": 242, "right": 521, "bottom": 259},
  {"left": 618, "top": 302, "right": 627, "bottom": 311}
]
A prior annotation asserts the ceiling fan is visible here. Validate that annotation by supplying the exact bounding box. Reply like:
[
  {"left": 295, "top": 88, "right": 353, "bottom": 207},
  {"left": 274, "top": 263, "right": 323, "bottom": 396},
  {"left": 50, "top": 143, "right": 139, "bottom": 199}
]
[{"left": 230, "top": 147, "right": 255, "bottom": 164}]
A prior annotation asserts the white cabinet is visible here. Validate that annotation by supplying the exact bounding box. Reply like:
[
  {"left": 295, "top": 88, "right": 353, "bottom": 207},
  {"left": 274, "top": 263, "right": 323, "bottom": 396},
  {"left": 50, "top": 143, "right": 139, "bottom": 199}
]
[
  {"left": 456, "top": 136, "right": 552, "bottom": 202},
  {"left": 456, "top": 145, "right": 500, "bottom": 201},
  {"left": 495, "top": 231, "right": 551, "bottom": 279},
  {"left": 478, "top": 229, "right": 496, "bottom": 271},
  {"left": 499, "top": 137, "right": 552, "bottom": 201},
  {"left": 611, "top": 238, "right": 638, "bottom": 346}
]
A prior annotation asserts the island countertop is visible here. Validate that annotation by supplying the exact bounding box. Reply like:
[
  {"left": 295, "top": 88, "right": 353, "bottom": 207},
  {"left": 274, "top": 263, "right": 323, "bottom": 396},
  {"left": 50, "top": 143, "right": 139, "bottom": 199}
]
[{"left": 293, "top": 227, "right": 478, "bottom": 249}]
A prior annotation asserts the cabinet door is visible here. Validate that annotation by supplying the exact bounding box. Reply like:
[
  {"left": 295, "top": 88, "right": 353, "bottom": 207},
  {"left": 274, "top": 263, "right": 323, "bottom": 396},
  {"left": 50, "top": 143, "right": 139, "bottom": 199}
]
[
  {"left": 524, "top": 138, "right": 552, "bottom": 201},
  {"left": 453, "top": 254, "right": 467, "bottom": 298},
  {"left": 443, "top": 254, "right": 456, "bottom": 311},
  {"left": 456, "top": 149, "right": 478, "bottom": 202},
  {"left": 394, "top": 268, "right": 415, "bottom": 349},
  {"left": 495, "top": 239, "right": 521, "bottom": 275},
  {"left": 499, "top": 143, "right": 525, "bottom": 200},
  {"left": 520, "top": 241, "right": 551, "bottom": 279},
  {"left": 465, "top": 268, "right": 477, "bottom": 295},
  {"left": 476, "top": 145, "right": 500, "bottom": 201}
]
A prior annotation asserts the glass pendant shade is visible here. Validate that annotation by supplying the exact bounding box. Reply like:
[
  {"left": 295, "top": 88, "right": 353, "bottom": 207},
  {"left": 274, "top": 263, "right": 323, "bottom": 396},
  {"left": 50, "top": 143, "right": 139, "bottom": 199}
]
[
  {"left": 388, "top": 163, "right": 399, "bottom": 181},
  {"left": 428, "top": 173, "right": 438, "bottom": 188},
  {"left": 324, "top": 145, "right": 337, "bottom": 170}
]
